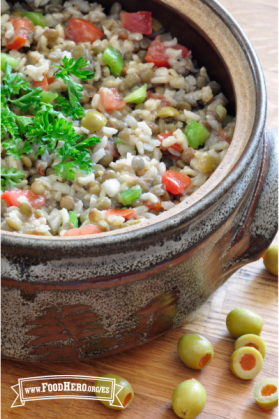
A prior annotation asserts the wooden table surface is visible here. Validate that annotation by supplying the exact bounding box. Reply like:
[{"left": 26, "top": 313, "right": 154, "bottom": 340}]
[{"left": 2, "top": 0, "right": 278, "bottom": 418}]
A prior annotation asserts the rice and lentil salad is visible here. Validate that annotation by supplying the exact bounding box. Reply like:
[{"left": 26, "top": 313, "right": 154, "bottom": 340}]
[{"left": 1, "top": 0, "right": 235, "bottom": 237}]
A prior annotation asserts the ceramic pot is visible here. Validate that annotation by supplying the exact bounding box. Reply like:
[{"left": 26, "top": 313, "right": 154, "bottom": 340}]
[{"left": 1, "top": 0, "right": 278, "bottom": 362}]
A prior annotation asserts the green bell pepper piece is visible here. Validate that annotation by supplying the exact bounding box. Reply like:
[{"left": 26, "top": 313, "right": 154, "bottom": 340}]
[
  {"left": 21, "top": 12, "right": 45, "bottom": 27},
  {"left": 39, "top": 91, "right": 58, "bottom": 103},
  {"left": 1, "top": 53, "right": 20, "bottom": 72},
  {"left": 102, "top": 46, "right": 123, "bottom": 77},
  {"left": 184, "top": 120, "right": 210, "bottom": 148},
  {"left": 69, "top": 211, "right": 78, "bottom": 228},
  {"left": 124, "top": 84, "right": 147, "bottom": 104},
  {"left": 118, "top": 186, "right": 142, "bottom": 206}
]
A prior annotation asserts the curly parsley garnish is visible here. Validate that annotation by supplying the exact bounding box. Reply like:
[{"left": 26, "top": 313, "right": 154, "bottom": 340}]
[
  {"left": 54, "top": 56, "right": 95, "bottom": 118},
  {"left": 1, "top": 62, "right": 100, "bottom": 182},
  {"left": 1, "top": 167, "right": 25, "bottom": 190}
]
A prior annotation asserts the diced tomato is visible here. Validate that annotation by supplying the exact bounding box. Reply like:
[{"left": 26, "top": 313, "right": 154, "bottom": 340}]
[
  {"left": 169, "top": 144, "right": 183, "bottom": 152},
  {"left": 146, "top": 36, "right": 169, "bottom": 67},
  {"left": 162, "top": 170, "right": 192, "bottom": 195},
  {"left": 65, "top": 18, "right": 103, "bottom": 44},
  {"left": 1, "top": 190, "right": 46, "bottom": 209},
  {"left": 146, "top": 35, "right": 189, "bottom": 68},
  {"left": 147, "top": 92, "right": 171, "bottom": 107},
  {"left": 99, "top": 87, "right": 126, "bottom": 113},
  {"left": 31, "top": 75, "right": 49, "bottom": 91},
  {"left": 121, "top": 12, "right": 152, "bottom": 35},
  {"left": 46, "top": 76, "right": 56, "bottom": 85},
  {"left": 105, "top": 140, "right": 119, "bottom": 159},
  {"left": 143, "top": 197, "right": 162, "bottom": 212},
  {"left": 173, "top": 44, "right": 189, "bottom": 58},
  {"left": 105, "top": 208, "right": 136, "bottom": 219},
  {"left": 6, "top": 17, "right": 34, "bottom": 50},
  {"left": 157, "top": 131, "right": 183, "bottom": 152},
  {"left": 64, "top": 224, "right": 102, "bottom": 236}
]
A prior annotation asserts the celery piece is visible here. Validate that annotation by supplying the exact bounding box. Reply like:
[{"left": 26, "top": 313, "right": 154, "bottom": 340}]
[
  {"left": 39, "top": 91, "right": 58, "bottom": 103},
  {"left": 216, "top": 104, "right": 227, "bottom": 123},
  {"left": 124, "top": 84, "right": 147, "bottom": 104},
  {"left": 102, "top": 46, "right": 123, "bottom": 77},
  {"left": 118, "top": 186, "right": 142, "bottom": 206},
  {"left": 69, "top": 211, "right": 78, "bottom": 228},
  {"left": 184, "top": 120, "right": 210, "bottom": 149},
  {"left": 21, "top": 12, "right": 45, "bottom": 27},
  {"left": 115, "top": 138, "right": 125, "bottom": 145},
  {"left": 1, "top": 53, "right": 20, "bottom": 72}
]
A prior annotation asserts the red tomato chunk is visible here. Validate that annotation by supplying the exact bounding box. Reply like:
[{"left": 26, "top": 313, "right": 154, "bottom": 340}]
[
  {"left": 64, "top": 224, "right": 102, "bottom": 236},
  {"left": 2, "top": 190, "right": 46, "bottom": 209},
  {"left": 121, "top": 11, "right": 152, "bottom": 35},
  {"left": 65, "top": 18, "right": 103, "bottom": 44},
  {"left": 143, "top": 197, "right": 162, "bottom": 212},
  {"left": 157, "top": 132, "right": 183, "bottom": 152},
  {"left": 6, "top": 17, "right": 34, "bottom": 50},
  {"left": 99, "top": 87, "right": 126, "bottom": 113},
  {"left": 105, "top": 209, "right": 136, "bottom": 218},
  {"left": 162, "top": 170, "right": 192, "bottom": 195},
  {"left": 31, "top": 74, "right": 49, "bottom": 91},
  {"left": 146, "top": 35, "right": 189, "bottom": 68}
]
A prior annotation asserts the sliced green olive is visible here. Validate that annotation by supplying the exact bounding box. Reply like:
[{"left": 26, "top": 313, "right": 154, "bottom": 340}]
[
  {"left": 226, "top": 308, "right": 264, "bottom": 338},
  {"left": 197, "top": 155, "right": 218, "bottom": 173},
  {"left": 81, "top": 110, "right": 107, "bottom": 132},
  {"left": 157, "top": 107, "right": 180, "bottom": 118},
  {"left": 234, "top": 334, "right": 266, "bottom": 358},
  {"left": 172, "top": 379, "right": 206, "bottom": 419},
  {"left": 263, "top": 245, "right": 278, "bottom": 276},
  {"left": 177, "top": 334, "right": 214, "bottom": 370},
  {"left": 95, "top": 373, "right": 134, "bottom": 410},
  {"left": 230, "top": 347, "right": 263, "bottom": 380},
  {"left": 253, "top": 378, "right": 278, "bottom": 411}
]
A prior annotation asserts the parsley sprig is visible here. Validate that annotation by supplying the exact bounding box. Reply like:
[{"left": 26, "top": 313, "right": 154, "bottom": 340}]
[
  {"left": 25, "top": 109, "right": 100, "bottom": 180},
  {"left": 1, "top": 62, "right": 100, "bottom": 181},
  {"left": 54, "top": 57, "right": 95, "bottom": 118},
  {"left": 1, "top": 61, "right": 43, "bottom": 112},
  {"left": 1, "top": 167, "right": 25, "bottom": 190}
]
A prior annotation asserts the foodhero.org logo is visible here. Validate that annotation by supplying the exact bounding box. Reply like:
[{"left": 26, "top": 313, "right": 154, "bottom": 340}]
[{"left": 11, "top": 375, "right": 123, "bottom": 408}]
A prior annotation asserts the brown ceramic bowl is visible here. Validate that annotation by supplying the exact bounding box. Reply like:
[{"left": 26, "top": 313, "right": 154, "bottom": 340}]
[{"left": 2, "top": 0, "right": 278, "bottom": 361}]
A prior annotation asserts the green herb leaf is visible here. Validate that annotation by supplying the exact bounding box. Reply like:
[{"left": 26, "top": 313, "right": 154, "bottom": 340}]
[
  {"left": 1, "top": 166, "right": 25, "bottom": 190},
  {"left": 1, "top": 62, "right": 30, "bottom": 100},
  {"left": 1, "top": 106, "right": 26, "bottom": 159},
  {"left": 54, "top": 94, "right": 85, "bottom": 119},
  {"left": 54, "top": 56, "right": 95, "bottom": 82},
  {"left": 54, "top": 57, "right": 94, "bottom": 115}
]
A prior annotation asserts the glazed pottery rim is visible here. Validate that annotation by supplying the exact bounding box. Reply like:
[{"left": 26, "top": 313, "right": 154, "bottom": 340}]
[{"left": 2, "top": 0, "right": 266, "bottom": 250}]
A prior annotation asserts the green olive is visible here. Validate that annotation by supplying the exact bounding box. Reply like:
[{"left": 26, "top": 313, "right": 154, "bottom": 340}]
[
  {"left": 95, "top": 373, "right": 134, "bottom": 410},
  {"left": 230, "top": 347, "right": 263, "bottom": 380},
  {"left": 177, "top": 334, "right": 214, "bottom": 370},
  {"left": 172, "top": 379, "right": 206, "bottom": 419},
  {"left": 197, "top": 155, "right": 218, "bottom": 173},
  {"left": 253, "top": 378, "right": 278, "bottom": 411},
  {"left": 226, "top": 308, "right": 264, "bottom": 338},
  {"left": 81, "top": 110, "right": 107, "bottom": 132},
  {"left": 263, "top": 245, "right": 278, "bottom": 276},
  {"left": 157, "top": 107, "right": 180, "bottom": 118},
  {"left": 234, "top": 334, "right": 266, "bottom": 358}
]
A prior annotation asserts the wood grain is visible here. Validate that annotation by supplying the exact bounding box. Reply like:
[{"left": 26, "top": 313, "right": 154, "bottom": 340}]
[{"left": 1, "top": 0, "right": 278, "bottom": 418}]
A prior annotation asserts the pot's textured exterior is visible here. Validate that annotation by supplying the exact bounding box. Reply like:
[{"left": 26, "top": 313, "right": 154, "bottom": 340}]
[{"left": 1, "top": 0, "right": 278, "bottom": 362}]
